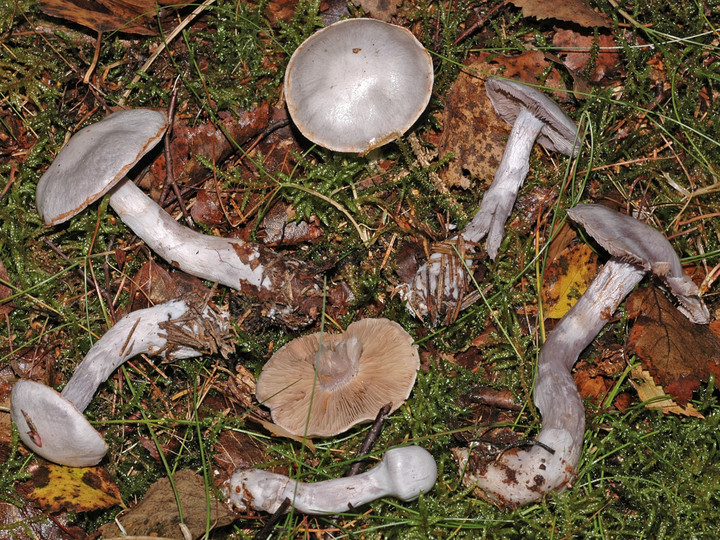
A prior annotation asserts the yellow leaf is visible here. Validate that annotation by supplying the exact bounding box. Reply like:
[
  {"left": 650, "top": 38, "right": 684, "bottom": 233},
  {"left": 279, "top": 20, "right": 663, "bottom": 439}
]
[
  {"left": 27, "top": 463, "right": 121, "bottom": 513},
  {"left": 630, "top": 366, "right": 704, "bottom": 418},
  {"left": 542, "top": 243, "right": 598, "bottom": 319}
]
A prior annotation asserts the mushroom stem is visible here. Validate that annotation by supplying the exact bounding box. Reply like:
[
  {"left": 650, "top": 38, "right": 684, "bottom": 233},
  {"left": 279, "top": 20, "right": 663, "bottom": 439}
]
[
  {"left": 462, "top": 108, "right": 545, "bottom": 258},
  {"left": 455, "top": 258, "right": 646, "bottom": 508},
  {"left": 108, "top": 181, "right": 321, "bottom": 324},
  {"left": 61, "top": 299, "right": 228, "bottom": 412},
  {"left": 224, "top": 446, "right": 437, "bottom": 514},
  {"left": 11, "top": 297, "right": 233, "bottom": 466}
]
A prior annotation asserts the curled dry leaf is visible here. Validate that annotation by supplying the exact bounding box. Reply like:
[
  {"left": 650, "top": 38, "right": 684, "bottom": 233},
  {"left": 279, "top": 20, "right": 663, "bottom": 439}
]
[
  {"left": 509, "top": 0, "right": 611, "bottom": 27},
  {"left": 630, "top": 365, "right": 704, "bottom": 418},
  {"left": 626, "top": 287, "right": 720, "bottom": 406}
]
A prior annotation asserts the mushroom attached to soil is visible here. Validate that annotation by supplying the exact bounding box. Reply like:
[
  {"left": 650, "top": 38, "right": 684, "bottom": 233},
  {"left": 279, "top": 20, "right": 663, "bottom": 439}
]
[
  {"left": 11, "top": 297, "right": 233, "bottom": 467},
  {"left": 255, "top": 318, "right": 419, "bottom": 437},
  {"left": 397, "top": 78, "right": 581, "bottom": 323},
  {"left": 453, "top": 203, "right": 709, "bottom": 508},
  {"left": 284, "top": 18, "right": 434, "bottom": 154},
  {"left": 224, "top": 445, "right": 437, "bottom": 514},
  {"left": 35, "top": 109, "right": 321, "bottom": 324}
]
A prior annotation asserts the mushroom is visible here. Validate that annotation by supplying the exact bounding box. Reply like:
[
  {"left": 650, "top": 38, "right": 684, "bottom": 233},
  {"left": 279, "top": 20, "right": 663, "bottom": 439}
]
[
  {"left": 284, "top": 18, "right": 434, "bottom": 154},
  {"left": 397, "top": 78, "right": 582, "bottom": 323},
  {"left": 35, "top": 109, "right": 321, "bottom": 325},
  {"left": 224, "top": 445, "right": 437, "bottom": 514},
  {"left": 11, "top": 297, "right": 233, "bottom": 467},
  {"left": 453, "top": 203, "right": 709, "bottom": 508},
  {"left": 255, "top": 318, "right": 419, "bottom": 437},
  {"left": 466, "top": 78, "right": 581, "bottom": 259}
]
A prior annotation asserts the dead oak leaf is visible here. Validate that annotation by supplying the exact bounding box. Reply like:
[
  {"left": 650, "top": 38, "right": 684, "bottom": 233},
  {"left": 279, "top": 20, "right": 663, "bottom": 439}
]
[
  {"left": 509, "top": 0, "right": 611, "bottom": 27},
  {"left": 626, "top": 286, "right": 720, "bottom": 406}
]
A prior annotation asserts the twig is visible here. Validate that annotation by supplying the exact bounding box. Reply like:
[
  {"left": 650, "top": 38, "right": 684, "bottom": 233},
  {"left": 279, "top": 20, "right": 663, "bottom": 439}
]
[{"left": 253, "top": 497, "right": 291, "bottom": 540}]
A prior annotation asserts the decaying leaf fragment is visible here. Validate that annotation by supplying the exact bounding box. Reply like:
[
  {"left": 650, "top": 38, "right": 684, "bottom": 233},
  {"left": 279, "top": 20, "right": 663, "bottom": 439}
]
[
  {"left": 626, "top": 287, "right": 720, "bottom": 406},
  {"left": 23, "top": 463, "right": 121, "bottom": 513},
  {"left": 100, "top": 470, "right": 235, "bottom": 539},
  {"left": 542, "top": 243, "right": 598, "bottom": 319},
  {"left": 509, "top": 0, "right": 611, "bottom": 27},
  {"left": 630, "top": 365, "right": 704, "bottom": 418}
]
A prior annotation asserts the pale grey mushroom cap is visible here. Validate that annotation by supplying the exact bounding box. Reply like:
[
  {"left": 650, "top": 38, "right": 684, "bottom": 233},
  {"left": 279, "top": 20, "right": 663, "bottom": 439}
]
[
  {"left": 284, "top": 18, "right": 434, "bottom": 154},
  {"left": 11, "top": 380, "right": 108, "bottom": 467},
  {"left": 485, "top": 78, "right": 580, "bottom": 157},
  {"left": 36, "top": 109, "right": 168, "bottom": 225}
]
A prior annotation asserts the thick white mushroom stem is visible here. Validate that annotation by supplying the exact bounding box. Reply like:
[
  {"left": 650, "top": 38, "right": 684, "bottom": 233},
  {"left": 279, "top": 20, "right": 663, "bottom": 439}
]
[
  {"left": 463, "top": 108, "right": 544, "bottom": 259},
  {"left": 61, "top": 298, "right": 232, "bottom": 412},
  {"left": 224, "top": 446, "right": 437, "bottom": 514},
  {"left": 108, "top": 181, "right": 322, "bottom": 325},
  {"left": 455, "top": 258, "right": 646, "bottom": 508}
]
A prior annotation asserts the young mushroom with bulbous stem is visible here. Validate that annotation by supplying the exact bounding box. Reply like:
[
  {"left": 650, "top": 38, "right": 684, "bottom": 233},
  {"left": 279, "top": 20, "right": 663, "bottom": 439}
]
[
  {"left": 35, "top": 109, "right": 321, "bottom": 326},
  {"left": 453, "top": 203, "right": 709, "bottom": 508},
  {"left": 284, "top": 18, "right": 434, "bottom": 154},
  {"left": 398, "top": 78, "right": 581, "bottom": 323},
  {"left": 224, "top": 445, "right": 437, "bottom": 514},
  {"left": 11, "top": 296, "right": 234, "bottom": 467}
]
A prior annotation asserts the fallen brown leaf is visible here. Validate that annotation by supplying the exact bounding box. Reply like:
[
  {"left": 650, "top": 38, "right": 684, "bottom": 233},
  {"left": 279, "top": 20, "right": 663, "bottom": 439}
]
[
  {"left": 553, "top": 29, "right": 620, "bottom": 83},
  {"left": 626, "top": 287, "right": 720, "bottom": 406},
  {"left": 38, "top": 0, "right": 179, "bottom": 34},
  {"left": 630, "top": 365, "right": 704, "bottom": 418},
  {"left": 100, "top": 470, "right": 235, "bottom": 539},
  {"left": 0, "top": 256, "right": 13, "bottom": 318},
  {"left": 437, "top": 54, "right": 508, "bottom": 189},
  {"left": 509, "top": 0, "right": 611, "bottom": 27},
  {"left": 351, "top": 0, "right": 400, "bottom": 21}
]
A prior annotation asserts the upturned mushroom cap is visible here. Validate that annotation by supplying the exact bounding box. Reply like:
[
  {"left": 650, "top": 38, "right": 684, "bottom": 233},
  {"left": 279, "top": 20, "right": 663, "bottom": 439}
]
[
  {"left": 36, "top": 109, "right": 168, "bottom": 225},
  {"left": 284, "top": 18, "right": 434, "bottom": 154},
  {"left": 567, "top": 203, "right": 709, "bottom": 324},
  {"left": 485, "top": 78, "right": 580, "bottom": 157},
  {"left": 256, "top": 318, "right": 419, "bottom": 437},
  {"left": 11, "top": 380, "right": 108, "bottom": 467}
]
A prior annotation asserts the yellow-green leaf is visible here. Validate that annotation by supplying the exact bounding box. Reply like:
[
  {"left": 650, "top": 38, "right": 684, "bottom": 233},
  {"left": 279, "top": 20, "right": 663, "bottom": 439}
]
[
  {"left": 542, "top": 243, "right": 598, "bottom": 319},
  {"left": 26, "top": 463, "right": 121, "bottom": 513}
]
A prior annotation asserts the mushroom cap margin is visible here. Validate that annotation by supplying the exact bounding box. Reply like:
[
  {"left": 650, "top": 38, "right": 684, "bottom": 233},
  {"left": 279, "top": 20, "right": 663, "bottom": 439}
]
[
  {"left": 485, "top": 77, "right": 580, "bottom": 157},
  {"left": 284, "top": 18, "right": 434, "bottom": 154},
  {"left": 10, "top": 380, "right": 108, "bottom": 467},
  {"left": 36, "top": 109, "right": 168, "bottom": 226}
]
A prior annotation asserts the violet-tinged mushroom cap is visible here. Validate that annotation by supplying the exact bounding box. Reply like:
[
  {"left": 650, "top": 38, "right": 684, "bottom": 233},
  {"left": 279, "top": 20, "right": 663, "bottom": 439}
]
[
  {"left": 224, "top": 445, "right": 437, "bottom": 514},
  {"left": 256, "top": 318, "right": 419, "bottom": 437},
  {"left": 284, "top": 18, "right": 434, "bottom": 154},
  {"left": 485, "top": 78, "right": 580, "bottom": 157},
  {"left": 567, "top": 203, "right": 709, "bottom": 324},
  {"left": 11, "top": 380, "right": 108, "bottom": 467},
  {"left": 36, "top": 109, "right": 168, "bottom": 225}
]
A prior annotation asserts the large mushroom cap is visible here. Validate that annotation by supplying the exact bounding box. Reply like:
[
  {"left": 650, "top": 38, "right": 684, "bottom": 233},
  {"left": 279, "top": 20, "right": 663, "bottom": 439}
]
[
  {"left": 284, "top": 18, "right": 434, "bottom": 154},
  {"left": 256, "top": 318, "right": 419, "bottom": 437},
  {"left": 11, "top": 380, "right": 108, "bottom": 467},
  {"left": 485, "top": 78, "right": 580, "bottom": 157},
  {"left": 36, "top": 109, "right": 168, "bottom": 225}
]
